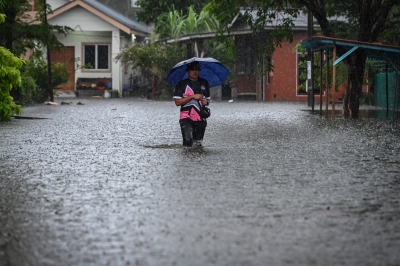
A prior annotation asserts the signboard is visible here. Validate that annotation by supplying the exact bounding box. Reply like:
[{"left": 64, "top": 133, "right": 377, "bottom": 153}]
[{"left": 307, "top": 61, "right": 312, "bottom": 79}]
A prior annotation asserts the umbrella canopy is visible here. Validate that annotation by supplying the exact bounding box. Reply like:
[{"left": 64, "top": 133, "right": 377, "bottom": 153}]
[{"left": 166, "top": 57, "right": 231, "bottom": 88}]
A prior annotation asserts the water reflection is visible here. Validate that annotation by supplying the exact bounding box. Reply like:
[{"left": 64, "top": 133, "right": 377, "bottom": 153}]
[
  {"left": 1, "top": 99, "right": 399, "bottom": 266},
  {"left": 306, "top": 107, "right": 400, "bottom": 120}
]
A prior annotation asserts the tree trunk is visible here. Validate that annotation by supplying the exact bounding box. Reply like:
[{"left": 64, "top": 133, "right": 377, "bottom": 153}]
[
  {"left": 43, "top": 0, "right": 54, "bottom": 102},
  {"left": 345, "top": 50, "right": 367, "bottom": 119},
  {"left": 4, "top": 7, "right": 17, "bottom": 51},
  {"left": 151, "top": 76, "right": 159, "bottom": 99},
  {"left": 342, "top": 76, "right": 350, "bottom": 118}
]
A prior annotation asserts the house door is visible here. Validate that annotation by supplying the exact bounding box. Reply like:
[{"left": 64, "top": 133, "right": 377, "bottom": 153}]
[{"left": 51, "top": 46, "right": 75, "bottom": 92}]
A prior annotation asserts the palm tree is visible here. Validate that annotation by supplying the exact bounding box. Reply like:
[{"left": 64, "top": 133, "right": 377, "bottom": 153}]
[
  {"left": 155, "top": 6, "right": 186, "bottom": 39},
  {"left": 183, "top": 6, "right": 219, "bottom": 35},
  {"left": 155, "top": 5, "right": 219, "bottom": 39}
]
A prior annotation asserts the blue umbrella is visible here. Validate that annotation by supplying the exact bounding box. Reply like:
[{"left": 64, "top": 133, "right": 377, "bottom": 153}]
[{"left": 166, "top": 57, "right": 231, "bottom": 88}]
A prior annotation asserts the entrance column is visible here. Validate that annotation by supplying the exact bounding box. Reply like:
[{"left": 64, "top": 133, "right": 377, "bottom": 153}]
[{"left": 111, "top": 29, "right": 121, "bottom": 95}]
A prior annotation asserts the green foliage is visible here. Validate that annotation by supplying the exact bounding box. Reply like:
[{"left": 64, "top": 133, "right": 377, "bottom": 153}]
[
  {"left": 155, "top": 5, "right": 219, "bottom": 39},
  {"left": 207, "top": 1, "right": 300, "bottom": 72},
  {"left": 153, "top": 5, "right": 234, "bottom": 84},
  {"left": 24, "top": 59, "right": 47, "bottom": 102},
  {"left": 0, "top": 46, "right": 23, "bottom": 121},
  {"left": 155, "top": 6, "right": 186, "bottom": 39},
  {"left": 183, "top": 6, "right": 219, "bottom": 35},
  {"left": 296, "top": 44, "right": 310, "bottom": 93},
  {"left": 318, "top": 1, "right": 400, "bottom": 43},
  {"left": 360, "top": 92, "right": 374, "bottom": 105},
  {"left": 52, "top": 62, "right": 70, "bottom": 86},
  {"left": 117, "top": 42, "right": 182, "bottom": 77},
  {"left": 18, "top": 75, "right": 37, "bottom": 105},
  {"left": 116, "top": 41, "right": 186, "bottom": 99},
  {"left": 119, "top": 3, "right": 235, "bottom": 98},
  {"left": 208, "top": 0, "right": 399, "bottom": 67},
  {"left": 203, "top": 0, "right": 239, "bottom": 28},
  {"left": 135, "top": 0, "right": 211, "bottom": 25},
  {"left": 0, "top": 0, "right": 73, "bottom": 104},
  {"left": 207, "top": 0, "right": 398, "bottom": 117},
  {"left": 22, "top": 56, "right": 69, "bottom": 102},
  {"left": 380, "top": 4, "right": 400, "bottom": 46},
  {"left": 335, "top": 61, "right": 348, "bottom": 90},
  {"left": 296, "top": 43, "right": 349, "bottom": 94},
  {"left": 202, "top": 37, "right": 236, "bottom": 83},
  {"left": 0, "top": 0, "right": 72, "bottom": 55},
  {"left": 75, "top": 57, "right": 93, "bottom": 71},
  {"left": 111, "top": 89, "right": 119, "bottom": 98}
]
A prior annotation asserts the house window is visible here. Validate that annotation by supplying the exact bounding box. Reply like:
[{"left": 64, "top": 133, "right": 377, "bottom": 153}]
[
  {"left": 297, "top": 52, "right": 322, "bottom": 95},
  {"left": 236, "top": 38, "right": 255, "bottom": 74},
  {"left": 297, "top": 52, "right": 307, "bottom": 95},
  {"left": 245, "top": 46, "right": 255, "bottom": 74},
  {"left": 83, "top": 44, "right": 110, "bottom": 70}
]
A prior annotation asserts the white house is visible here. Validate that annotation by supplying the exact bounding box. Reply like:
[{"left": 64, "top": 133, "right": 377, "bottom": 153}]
[{"left": 42, "top": 0, "right": 151, "bottom": 95}]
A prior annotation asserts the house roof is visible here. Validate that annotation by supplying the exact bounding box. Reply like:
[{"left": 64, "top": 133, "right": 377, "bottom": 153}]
[
  {"left": 47, "top": 0, "right": 151, "bottom": 36},
  {"left": 228, "top": 9, "right": 310, "bottom": 32},
  {"left": 158, "top": 9, "right": 311, "bottom": 44},
  {"left": 301, "top": 36, "right": 400, "bottom": 73}
]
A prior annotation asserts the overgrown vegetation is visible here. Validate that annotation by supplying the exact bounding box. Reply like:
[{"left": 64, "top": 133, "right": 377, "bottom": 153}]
[
  {"left": 0, "top": 13, "right": 23, "bottom": 120},
  {"left": 0, "top": 44, "right": 24, "bottom": 121},
  {"left": 1, "top": 0, "right": 72, "bottom": 107},
  {"left": 207, "top": 0, "right": 400, "bottom": 118},
  {"left": 135, "top": 0, "right": 211, "bottom": 25},
  {"left": 296, "top": 44, "right": 348, "bottom": 96},
  {"left": 20, "top": 54, "right": 69, "bottom": 103},
  {"left": 295, "top": 44, "right": 395, "bottom": 108},
  {"left": 116, "top": 39, "right": 186, "bottom": 99},
  {"left": 156, "top": 6, "right": 219, "bottom": 39},
  {"left": 117, "top": 5, "right": 235, "bottom": 99}
]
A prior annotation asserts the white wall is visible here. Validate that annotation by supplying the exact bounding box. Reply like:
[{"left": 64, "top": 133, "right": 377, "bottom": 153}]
[
  {"left": 48, "top": 0, "right": 70, "bottom": 11},
  {"left": 49, "top": 7, "right": 131, "bottom": 94},
  {"left": 49, "top": 7, "right": 116, "bottom": 31},
  {"left": 55, "top": 30, "right": 112, "bottom": 77},
  {"left": 120, "top": 37, "right": 132, "bottom": 89}
]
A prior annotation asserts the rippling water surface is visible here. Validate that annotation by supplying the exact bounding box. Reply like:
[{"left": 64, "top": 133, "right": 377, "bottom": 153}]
[{"left": 1, "top": 98, "right": 399, "bottom": 266}]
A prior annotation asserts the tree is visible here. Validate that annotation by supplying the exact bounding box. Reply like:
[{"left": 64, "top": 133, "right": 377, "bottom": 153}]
[
  {"left": 135, "top": 0, "right": 211, "bottom": 25},
  {"left": 22, "top": 51, "right": 70, "bottom": 103},
  {"left": 0, "top": 0, "right": 72, "bottom": 102},
  {"left": 155, "top": 6, "right": 219, "bottom": 39},
  {"left": 155, "top": 7, "right": 186, "bottom": 39},
  {"left": 207, "top": 0, "right": 400, "bottom": 118},
  {"left": 0, "top": 14, "right": 23, "bottom": 121},
  {"left": 183, "top": 6, "right": 219, "bottom": 35},
  {"left": 116, "top": 39, "right": 186, "bottom": 99},
  {"left": 126, "top": 6, "right": 234, "bottom": 98},
  {"left": 0, "top": 0, "right": 70, "bottom": 55},
  {"left": 379, "top": 5, "right": 400, "bottom": 46}
]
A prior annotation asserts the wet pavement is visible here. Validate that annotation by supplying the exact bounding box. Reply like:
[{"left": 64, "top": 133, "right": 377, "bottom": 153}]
[{"left": 1, "top": 98, "right": 400, "bottom": 266}]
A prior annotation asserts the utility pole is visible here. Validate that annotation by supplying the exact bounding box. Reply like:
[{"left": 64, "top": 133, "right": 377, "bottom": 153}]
[
  {"left": 43, "top": 0, "right": 53, "bottom": 102},
  {"left": 307, "top": 10, "right": 314, "bottom": 110}
]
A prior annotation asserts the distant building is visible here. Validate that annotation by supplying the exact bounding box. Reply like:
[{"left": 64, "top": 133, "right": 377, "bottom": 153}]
[
  {"left": 27, "top": 0, "right": 151, "bottom": 96},
  {"left": 161, "top": 10, "right": 324, "bottom": 102}
]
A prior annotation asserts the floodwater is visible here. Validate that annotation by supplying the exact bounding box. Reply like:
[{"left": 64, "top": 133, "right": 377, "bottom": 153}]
[{"left": 1, "top": 98, "right": 399, "bottom": 266}]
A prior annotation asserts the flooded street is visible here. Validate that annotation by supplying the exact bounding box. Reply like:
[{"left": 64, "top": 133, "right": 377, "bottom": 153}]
[{"left": 1, "top": 98, "right": 400, "bottom": 266}]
